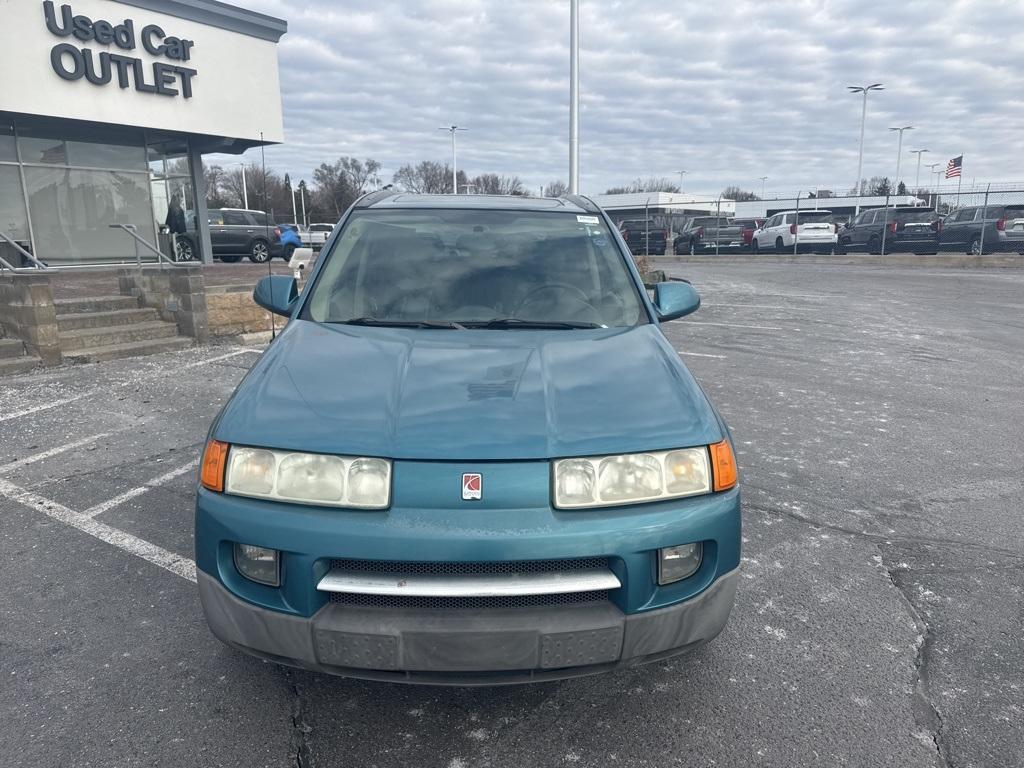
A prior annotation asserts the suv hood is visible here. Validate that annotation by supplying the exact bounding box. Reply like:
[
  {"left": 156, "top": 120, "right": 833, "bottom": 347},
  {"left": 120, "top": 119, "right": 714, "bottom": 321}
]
[{"left": 215, "top": 320, "right": 723, "bottom": 461}]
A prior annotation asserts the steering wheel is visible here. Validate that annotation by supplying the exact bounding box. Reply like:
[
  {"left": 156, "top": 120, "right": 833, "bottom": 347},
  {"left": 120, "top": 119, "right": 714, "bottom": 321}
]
[{"left": 513, "top": 282, "right": 594, "bottom": 317}]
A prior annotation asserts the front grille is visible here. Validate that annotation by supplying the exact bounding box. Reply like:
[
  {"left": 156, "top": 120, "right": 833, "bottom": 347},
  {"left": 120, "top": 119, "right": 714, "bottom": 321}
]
[
  {"left": 328, "top": 590, "right": 610, "bottom": 610},
  {"left": 328, "top": 557, "right": 609, "bottom": 576},
  {"left": 325, "top": 557, "right": 614, "bottom": 610}
]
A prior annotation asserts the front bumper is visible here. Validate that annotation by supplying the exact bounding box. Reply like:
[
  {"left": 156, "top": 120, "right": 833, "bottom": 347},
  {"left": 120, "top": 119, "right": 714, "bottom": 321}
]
[{"left": 198, "top": 566, "right": 738, "bottom": 684}]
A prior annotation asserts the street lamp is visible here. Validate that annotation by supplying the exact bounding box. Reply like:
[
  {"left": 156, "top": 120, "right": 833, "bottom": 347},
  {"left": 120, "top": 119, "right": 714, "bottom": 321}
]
[
  {"left": 925, "top": 162, "right": 941, "bottom": 188},
  {"left": 231, "top": 161, "right": 249, "bottom": 209},
  {"left": 438, "top": 125, "right": 467, "bottom": 193},
  {"left": 569, "top": 0, "right": 580, "bottom": 193},
  {"left": 909, "top": 149, "right": 929, "bottom": 190},
  {"left": 847, "top": 83, "right": 884, "bottom": 213},
  {"left": 676, "top": 170, "right": 687, "bottom": 192},
  {"left": 759, "top": 175, "right": 768, "bottom": 199},
  {"left": 889, "top": 125, "right": 914, "bottom": 191}
]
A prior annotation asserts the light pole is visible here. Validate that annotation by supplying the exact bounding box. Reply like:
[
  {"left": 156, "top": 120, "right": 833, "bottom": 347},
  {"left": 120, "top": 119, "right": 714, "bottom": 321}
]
[
  {"left": 233, "top": 162, "right": 249, "bottom": 209},
  {"left": 910, "top": 149, "right": 929, "bottom": 190},
  {"left": 676, "top": 170, "right": 687, "bottom": 192},
  {"left": 569, "top": 0, "right": 580, "bottom": 193},
  {"left": 299, "top": 183, "right": 307, "bottom": 228},
  {"left": 759, "top": 176, "right": 768, "bottom": 200},
  {"left": 889, "top": 125, "right": 913, "bottom": 191},
  {"left": 847, "top": 83, "right": 884, "bottom": 213},
  {"left": 926, "top": 162, "right": 940, "bottom": 188},
  {"left": 438, "top": 125, "right": 467, "bottom": 193}
]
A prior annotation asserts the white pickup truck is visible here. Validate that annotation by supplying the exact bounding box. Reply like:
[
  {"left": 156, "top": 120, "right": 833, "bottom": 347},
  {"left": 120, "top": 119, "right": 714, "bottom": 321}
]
[{"left": 306, "top": 223, "right": 334, "bottom": 251}]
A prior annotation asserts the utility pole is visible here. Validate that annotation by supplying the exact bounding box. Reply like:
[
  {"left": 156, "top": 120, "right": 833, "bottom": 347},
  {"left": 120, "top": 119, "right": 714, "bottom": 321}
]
[
  {"left": 676, "top": 170, "right": 687, "bottom": 192},
  {"left": 569, "top": 0, "right": 580, "bottom": 194},
  {"left": 438, "top": 125, "right": 467, "bottom": 193},
  {"left": 847, "top": 83, "right": 884, "bottom": 214},
  {"left": 759, "top": 176, "right": 768, "bottom": 200},
  {"left": 910, "top": 149, "right": 929, "bottom": 191},
  {"left": 299, "top": 182, "right": 307, "bottom": 228},
  {"left": 889, "top": 125, "right": 914, "bottom": 190},
  {"left": 236, "top": 162, "right": 249, "bottom": 209}
]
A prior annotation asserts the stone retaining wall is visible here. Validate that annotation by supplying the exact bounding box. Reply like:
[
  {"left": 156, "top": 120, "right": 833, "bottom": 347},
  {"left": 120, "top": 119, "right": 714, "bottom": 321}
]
[
  {"left": 0, "top": 272, "right": 60, "bottom": 364},
  {"left": 206, "top": 286, "right": 284, "bottom": 337}
]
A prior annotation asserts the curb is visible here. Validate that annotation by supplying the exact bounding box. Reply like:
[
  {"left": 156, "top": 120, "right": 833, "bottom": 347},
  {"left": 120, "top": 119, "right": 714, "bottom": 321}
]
[{"left": 649, "top": 254, "right": 1024, "bottom": 269}]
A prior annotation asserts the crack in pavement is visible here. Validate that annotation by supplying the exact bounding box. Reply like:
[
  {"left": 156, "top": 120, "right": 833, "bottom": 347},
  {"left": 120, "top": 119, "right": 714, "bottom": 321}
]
[
  {"left": 288, "top": 671, "right": 315, "bottom": 768},
  {"left": 745, "top": 501, "right": 960, "bottom": 767}
]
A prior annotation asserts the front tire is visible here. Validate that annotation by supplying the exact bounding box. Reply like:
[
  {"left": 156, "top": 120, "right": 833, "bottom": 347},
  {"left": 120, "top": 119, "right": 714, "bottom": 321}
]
[{"left": 249, "top": 239, "right": 271, "bottom": 263}]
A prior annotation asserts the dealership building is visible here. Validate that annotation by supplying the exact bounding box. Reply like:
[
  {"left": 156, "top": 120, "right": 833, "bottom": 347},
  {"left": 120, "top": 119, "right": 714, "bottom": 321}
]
[{"left": 0, "top": 0, "right": 287, "bottom": 268}]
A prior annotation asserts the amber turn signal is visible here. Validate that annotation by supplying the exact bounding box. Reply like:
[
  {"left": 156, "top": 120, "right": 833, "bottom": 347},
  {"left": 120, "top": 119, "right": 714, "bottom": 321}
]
[
  {"left": 200, "top": 439, "right": 229, "bottom": 492},
  {"left": 709, "top": 440, "right": 738, "bottom": 492}
]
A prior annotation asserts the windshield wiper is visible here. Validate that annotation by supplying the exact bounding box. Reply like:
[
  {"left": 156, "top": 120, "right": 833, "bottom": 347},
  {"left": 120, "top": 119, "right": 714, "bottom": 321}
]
[
  {"left": 336, "top": 317, "right": 465, "bottom": 329},
  {"left": 466, "top": 318, "right": 603, "bottom": 330}
]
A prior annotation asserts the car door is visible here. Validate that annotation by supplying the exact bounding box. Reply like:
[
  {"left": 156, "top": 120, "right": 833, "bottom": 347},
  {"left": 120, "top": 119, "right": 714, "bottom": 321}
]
[
  {"left": 941, "top": 208, "right": 972, "bottom": 251},
  {"left": 208, "top": 211, "right": 229, "bottom": 254},
  {"left": 220, "top": 210, "right": 252, "bottom": 252},
  {"left": 756, "top": 215, "right": 777, "bottom": 247}
]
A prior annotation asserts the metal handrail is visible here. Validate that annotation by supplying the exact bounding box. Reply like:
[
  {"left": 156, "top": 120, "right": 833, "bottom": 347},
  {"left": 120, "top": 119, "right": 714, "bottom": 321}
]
[
  {"left": 107, "top": 224, "right": 192, "bottom": 269},
  {"left": 0, "top": 230, "right": 48, "bottom": 271}
]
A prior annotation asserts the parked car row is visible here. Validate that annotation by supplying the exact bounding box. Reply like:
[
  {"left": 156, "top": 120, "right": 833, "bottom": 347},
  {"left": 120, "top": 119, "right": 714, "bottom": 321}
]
[{"left": 619, "top": 204, "right": 1024, "bottom": 257}]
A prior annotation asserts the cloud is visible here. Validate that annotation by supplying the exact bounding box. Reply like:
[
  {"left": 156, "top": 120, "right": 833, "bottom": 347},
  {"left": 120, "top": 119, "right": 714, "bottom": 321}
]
[{"left": 211, "top": 0, "right": 1024, "bottom": 197}]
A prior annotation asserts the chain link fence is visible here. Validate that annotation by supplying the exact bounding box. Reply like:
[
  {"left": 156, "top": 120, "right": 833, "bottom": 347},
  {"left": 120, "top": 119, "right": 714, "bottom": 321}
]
[{"left": 606, "top": 185, "right": 1024, "bottom": 257}]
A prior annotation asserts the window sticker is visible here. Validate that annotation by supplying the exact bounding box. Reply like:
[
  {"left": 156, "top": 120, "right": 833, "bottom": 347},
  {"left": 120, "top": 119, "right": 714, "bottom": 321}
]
[{"left": 577, "top": 215, "right": 599, "bottom": 224}]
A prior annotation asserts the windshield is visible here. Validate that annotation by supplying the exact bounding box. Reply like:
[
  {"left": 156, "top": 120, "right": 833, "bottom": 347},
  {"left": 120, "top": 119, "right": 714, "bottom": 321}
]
[
  {"left": 304, "top": 209, "right": 646, "bottom": 328},
  {"left": 894, "top": 210, "right": 937, "bottom": 222},
  {"left": 796, "top": 211, "right": 833, "bottom": 223}
]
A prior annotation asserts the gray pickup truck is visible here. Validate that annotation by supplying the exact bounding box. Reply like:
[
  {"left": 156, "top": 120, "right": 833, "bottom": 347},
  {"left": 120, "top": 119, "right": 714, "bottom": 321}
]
[{"left": 673, "top": 217, "right": 745, "bottom": 254}]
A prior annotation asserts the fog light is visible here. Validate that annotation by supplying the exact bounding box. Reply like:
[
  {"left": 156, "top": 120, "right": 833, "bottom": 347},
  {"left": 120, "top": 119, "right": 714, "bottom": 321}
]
[
  {"left": 233, "top": 543, "right": 280, "bottom": 586},
  {"left": 658, "top": 542, "right": 703, "bottom": 585}
]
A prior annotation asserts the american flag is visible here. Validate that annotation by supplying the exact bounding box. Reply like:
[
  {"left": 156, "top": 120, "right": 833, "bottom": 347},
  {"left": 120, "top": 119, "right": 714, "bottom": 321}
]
[{"left": 945, "top": 155, "right": 963, "bottom": 179}]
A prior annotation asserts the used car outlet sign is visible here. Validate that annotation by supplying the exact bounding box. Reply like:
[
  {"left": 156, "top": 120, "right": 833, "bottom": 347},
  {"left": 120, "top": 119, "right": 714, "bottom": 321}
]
[{"left": 43, "top": 1, "right": 198, "bottom": 98}]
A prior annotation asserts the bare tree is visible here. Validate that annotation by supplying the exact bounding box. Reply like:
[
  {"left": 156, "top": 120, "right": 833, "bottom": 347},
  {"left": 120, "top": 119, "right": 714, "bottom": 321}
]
[
  {"left": 313, "top": 157, "right": 382, "bottom": 217},
  {"left": 543, "top": 180, "right": 570, "bottom": 197},
  {"left": 604, "top": 177, "right": 681, "bottom": 194},
  {"left": 392, "top": 161, "right": 462, "bottom": 194},
  {"left": 469, "top": 173, "right": 527, "bottom": 196},
  {"left": 721, "top": 186, "right": 760, "bottom": 202}
]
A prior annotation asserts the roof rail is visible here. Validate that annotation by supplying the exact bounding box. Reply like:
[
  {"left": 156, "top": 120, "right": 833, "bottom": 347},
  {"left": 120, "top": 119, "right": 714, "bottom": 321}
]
[
  {"left": 563, "top": 194, "right": 601, "bottom": 213},
  {"left": 353, "top": 190, "right": 397, "bottom": 209}
]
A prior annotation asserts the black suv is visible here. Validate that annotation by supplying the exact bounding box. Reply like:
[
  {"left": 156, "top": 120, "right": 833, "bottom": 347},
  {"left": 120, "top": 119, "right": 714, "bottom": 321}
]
[
  {"left": 938, "top": 204, "right": 1024, "bottom": 255},
  {"left": 617, "top": 219, "right": 667, "bottom": 255},
  {"left": 208, "top": 208, "right": 288, "bottom": 263},
  {"left": 838, "top": 207, "right": 940, "bottom": 254}
]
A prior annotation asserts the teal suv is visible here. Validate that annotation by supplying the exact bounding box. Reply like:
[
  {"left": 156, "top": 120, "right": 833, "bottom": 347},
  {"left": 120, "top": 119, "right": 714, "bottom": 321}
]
[{"left": 196, "top": 192, "right": 741, "bottom": 684}]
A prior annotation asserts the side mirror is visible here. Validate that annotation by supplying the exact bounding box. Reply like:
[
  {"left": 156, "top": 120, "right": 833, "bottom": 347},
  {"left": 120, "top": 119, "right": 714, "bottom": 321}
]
[
  {"left": 254, "top": 275, "right": 298, "bottom": 317},
  {"left": 653, "top": 281, "right": 700, "bottom": 321}
]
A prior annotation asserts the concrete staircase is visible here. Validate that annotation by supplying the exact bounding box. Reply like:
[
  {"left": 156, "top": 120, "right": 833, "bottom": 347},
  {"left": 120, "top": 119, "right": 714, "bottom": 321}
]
[
  {"left": 0, "top": 335, "right": 42, "bottom": 376},
  {"left": 54, "top": 296, "right": 192, "bottom": 363}
]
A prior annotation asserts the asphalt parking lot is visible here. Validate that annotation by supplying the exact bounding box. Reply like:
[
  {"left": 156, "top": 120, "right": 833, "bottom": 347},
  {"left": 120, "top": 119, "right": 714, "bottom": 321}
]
[{"left": 1, "top": 262, "right": 1021, "bottom": 768}]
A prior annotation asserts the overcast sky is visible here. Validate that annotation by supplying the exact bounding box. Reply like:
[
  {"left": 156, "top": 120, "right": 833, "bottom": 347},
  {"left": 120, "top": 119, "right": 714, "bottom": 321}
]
[{"left": 224, "top": 0, "right": 1024, "bottom": 197}]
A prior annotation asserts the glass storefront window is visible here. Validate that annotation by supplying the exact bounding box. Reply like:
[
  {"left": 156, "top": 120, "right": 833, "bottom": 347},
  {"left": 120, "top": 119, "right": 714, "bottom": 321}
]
[
  {"left": 19, "top": 135, "right": 67, "bottom": 165},
  {"left": 0, "top": 165, "right": 30, "bottom": 242},
  {"left": 24, "top": 167, "right": 156, "bottom": 264},
  {"left": 66, "top": 141, "right": 146, "bottom": 171},
  {"left": 0, "top": 123, "right": 16, "bottom": 162}
]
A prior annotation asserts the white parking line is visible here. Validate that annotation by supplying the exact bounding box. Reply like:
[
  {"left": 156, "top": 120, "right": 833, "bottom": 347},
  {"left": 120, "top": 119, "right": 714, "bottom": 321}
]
[
  {"left": 686, "top": 321, "right": 783, "bottom": 331},
  {"left": 0, "top": 432, "right": 110, "bottom": 474},
  {"left": 0, "top": 347, "right": 259, "bottom": 424},
  {"left": 82, "top": 458, "right": 199, "bottom": 518},
  {"left": 706, "top": 304, "right": 817, "bottom": 311},
  {"left": 679, "top": 351, "right": 728, "bottom": 359},
  {"left": 0, "top": 393, "right": 92, "bottom": 424},
  {"left": 0, "top": 477, "right": 196, "bottom": 583}
]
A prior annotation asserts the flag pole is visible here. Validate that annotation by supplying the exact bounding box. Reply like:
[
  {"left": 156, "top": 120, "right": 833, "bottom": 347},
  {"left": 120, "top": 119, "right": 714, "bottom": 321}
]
[{"left": 956, "top": 155, "right": 963, "bottom": 206}]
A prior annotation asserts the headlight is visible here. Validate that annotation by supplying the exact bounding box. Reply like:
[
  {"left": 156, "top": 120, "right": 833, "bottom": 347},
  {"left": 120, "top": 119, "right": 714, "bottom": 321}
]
[
  {"left": 226, "top": 447, "right": 390, "bottom": 509},
  {"left": 553, "top": 448, "right": 710, "bottom": 509}
]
